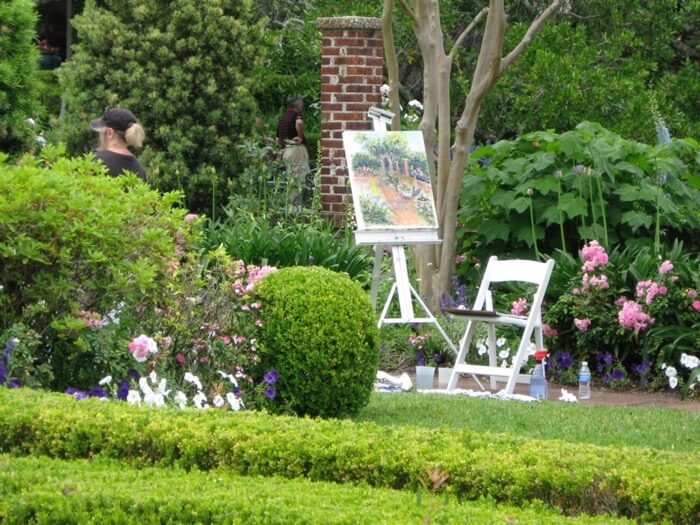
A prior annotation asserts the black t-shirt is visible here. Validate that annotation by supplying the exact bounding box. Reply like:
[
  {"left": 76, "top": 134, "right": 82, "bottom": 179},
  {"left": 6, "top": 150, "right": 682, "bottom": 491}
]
[
  {"left": 276, "top": 110, "right": 305, "bottom": 145},
  {"left": 94, "top": 150, "right": 147, "bottom": 180}
]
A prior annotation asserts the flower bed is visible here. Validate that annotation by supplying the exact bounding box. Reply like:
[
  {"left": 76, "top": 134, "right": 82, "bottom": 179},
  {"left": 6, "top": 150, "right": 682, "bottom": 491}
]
[
  {"left": 0, "top": 456, "right": 626, "bottom": 524},
  {"left": 0, "top": 389, "right": 697, "bottom": 523}
]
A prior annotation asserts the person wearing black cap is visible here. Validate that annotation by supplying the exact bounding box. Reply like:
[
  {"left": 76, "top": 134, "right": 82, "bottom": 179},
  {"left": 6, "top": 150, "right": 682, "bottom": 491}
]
[
  {"left": 90, "top": 107, "right": 147, "bottom": 180},
  {"left": 275, "top": 95, "right": 309, "bottom": 206}
]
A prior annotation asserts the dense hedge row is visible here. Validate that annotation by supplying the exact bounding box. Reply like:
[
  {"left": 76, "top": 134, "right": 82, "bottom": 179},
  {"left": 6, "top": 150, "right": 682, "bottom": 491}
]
[
  {"left": 0, "top": 390, "right": 697, "bottom": 523},
  {"left": 0, "top": 456, "right": 625, "bottom": 524}
]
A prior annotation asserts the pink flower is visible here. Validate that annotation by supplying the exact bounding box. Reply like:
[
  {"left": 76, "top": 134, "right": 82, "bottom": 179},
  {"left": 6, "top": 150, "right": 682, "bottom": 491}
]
[
  {"left": 184, "top": 213, "right": 199, "bottom": 223},
  {"left": 589, "top": 274, "right": 609, "bottom": 290},
  {"left": 658, "top": 260, "right": 673, "bottom": 274},
  {"left": 693, "top": 301, "right": 700, "bottom": 313},
  {"left": 128, "top": 335, "right": 158, "bottom": 362},
  {"left": 572, "top": 288, "right": 581, "bottom": 296},
  {"left": 235, "top": 335, "right": 247, "bottom": 344},
  {"left": 251, "top": 302, "right": 262, "bottom": 310},
  {"left": 688, "top": 289, "right": 698, "bottom": 299},
  {"left": 542, "top": 324, "right": 558, "bottom": 337},
  {"left": 241, "top": 304, "right": 251, "bottom": 311},
  {"left": 175, "top": 354, "right": 186, "bottom": 364},
  {"left": 455, "top": 254, "right": 467, "bottom": 264},
  {"left": 574, "top": 318, "right": 591, "bottom": 332},
  {"left": 614, "top": 296, "right": 627, "bottom": 306},
  {"left": 580, "top": 240, "right": 608, "bottom": 272},
  {"left": 255, "top": 319, "right": 263, "bottom": 327},
  {"left": 219, "top": 336, "right": 231, "bottom": 345},
  {"left": 511, "top": 297, "right": 528, "bottom": 316},
  {"left": 618, "top": 301, "right": 654, "bottom": 331},
  {"left": 636, "top": 280, "right": 668, "bottom": 305}
]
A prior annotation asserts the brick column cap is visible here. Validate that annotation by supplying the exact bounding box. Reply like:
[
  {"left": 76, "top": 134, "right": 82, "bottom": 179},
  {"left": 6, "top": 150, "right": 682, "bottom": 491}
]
[{"left": 316, "top": 16, "right": 382, "bottom": 30}]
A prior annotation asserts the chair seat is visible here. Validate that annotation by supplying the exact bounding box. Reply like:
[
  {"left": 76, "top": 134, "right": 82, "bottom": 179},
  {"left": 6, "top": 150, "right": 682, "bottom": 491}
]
[
  {"left": 448, "top": 311, "right": 532, "bottom": 328},
  {"left": 453, "top": 364, "right": 531, "bottom": 384}
]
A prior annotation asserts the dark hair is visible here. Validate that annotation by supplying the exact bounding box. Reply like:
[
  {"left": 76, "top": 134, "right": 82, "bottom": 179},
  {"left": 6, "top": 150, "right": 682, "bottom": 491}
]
[{"left": 286, "top": 94, "right": 304, "bottom": 108}]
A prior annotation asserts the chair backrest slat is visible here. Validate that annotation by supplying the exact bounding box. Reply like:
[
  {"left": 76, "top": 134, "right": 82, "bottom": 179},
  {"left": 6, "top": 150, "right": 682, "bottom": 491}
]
[{"left": 485, "top": 258, "right": 552, "bottom": 285}]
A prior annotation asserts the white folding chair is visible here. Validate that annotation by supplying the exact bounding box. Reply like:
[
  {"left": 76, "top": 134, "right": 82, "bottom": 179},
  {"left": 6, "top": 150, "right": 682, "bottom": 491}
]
[{"left": 446, "top": 256, "right": 555, "bottom": 395}]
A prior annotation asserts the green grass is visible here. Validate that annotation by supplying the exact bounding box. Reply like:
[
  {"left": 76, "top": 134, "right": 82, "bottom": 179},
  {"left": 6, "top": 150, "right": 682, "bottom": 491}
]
[
  {"left": 355, "top": 393, "right": 700, "bottom": 452},
  {"left": 0, "top": 455, "right": 628, "bottom": 524}
]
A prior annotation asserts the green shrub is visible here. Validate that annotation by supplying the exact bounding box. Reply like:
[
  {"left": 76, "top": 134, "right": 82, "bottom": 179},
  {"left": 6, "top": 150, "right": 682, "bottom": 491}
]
[
  {"left": 58, "top": 0, "right": 266, "bottom": 211},
  {"left": 0, "top": 151, "right": 189, "bottom": 389},
  {"left": 459, "top": 122, "right": 700, "bottom": 263},
  {"left": 0, "top": 456, "right": 626, "bottom": 525},
  {"left": 0, "top": 389, "right": 697, "bottom": 523},
  {"left": 0, "top": 0, "right": 41, "bottom": 154},
  {"left": 254, "top": 267, "right": 379, "bottom": 417}
]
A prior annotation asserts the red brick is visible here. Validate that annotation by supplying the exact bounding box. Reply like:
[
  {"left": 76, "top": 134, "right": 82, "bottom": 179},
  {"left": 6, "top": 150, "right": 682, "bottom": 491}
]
[
  {"left": 334, "top": 37, "right": 364, "bottom": 47},
  {"left": 323, "top": 121, "right": 343, "bottom": 130},
  {"left": 322, "top": 46, "right": 341, "bottom": 56},
  {"left": 364, "top": 75, "right": 384, "bottom": 85},
  {"left": 323, "top": 30, "right": 344, "bottom": 38},
  {"left": 332, "top": 112, "right": 364, "bottom": 122},
  {"left": 323, "top": 139, "right": 343, "bottom": 149},
  {"left": 321, "top": 84, "right": 342, "bottom": 93},
  {"left": 346, "top": 66, "right": 374, "bottom": 76},
  {"left": 324, "top": 194, "right": 343, "bottom": 203},
  {"left": 336, "top": 93, "right": 364, "bottom": 102},
  {"left": 320, "top": 176, "right": 337, "bottom": 185},
  {"left": 351, "top": 85, "right": 376, "bottom": 94},
  {"left": 322, "top": 103, "right": 343, "bottom": 111},
  {"left": 345, "top": 103, "right": 370, "bottom": 112},
  {"left": 330, "top": 203, "right": 345, "bottom": 213},
  {"left": 320, "top": 66, "right": 338, "bottom": 75},
  {"left": 344, "top": 121, "right": 373, "bottom": 130},
  {"left": 333, "top": 185, "right": 348, "bottom": 195},
  {"left": 333, "top": 56, "right": 365, "bottom": 66},
  {"left": 366, "top": 57, "right": 384, "bottom": 67}
]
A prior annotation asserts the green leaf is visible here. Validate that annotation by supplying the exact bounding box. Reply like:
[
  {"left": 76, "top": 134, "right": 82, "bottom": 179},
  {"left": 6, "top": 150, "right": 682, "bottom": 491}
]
[
  {"left": 510, "top": 197, "right": 531, "bottom": 214},
  {"left": 620, "top": 211, "right": 653, "bottom": 231},
  {"left": 558, "top": 193, "right": 588, "bottom": 219},
  {"left": 615, "top": 161, "right": 645, "bottom": 178},
  {"left": 478, "top": 219, "right": 510, "bottom": 242},
  {"left": 489, "top": 191, "right": 518, "bottom": 208},
  {"left": 531, "top": 177, "right": 560, "bottom": 196}
]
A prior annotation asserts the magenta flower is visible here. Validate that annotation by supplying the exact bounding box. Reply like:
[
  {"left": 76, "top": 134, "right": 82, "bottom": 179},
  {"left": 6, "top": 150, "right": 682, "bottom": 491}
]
[
  {"left": 184, "top": 213, "right": 199, "bottom": 222},
  {"left": 175, "top": 354, "right": 186, "bottom": 365},
  {"left": 658, "top": 260, "right": 673, "bottom": 274},
  {"left": 574, "top": 318, "right": 591, "bottom": 332},
  {"left": 455, "top": 254, "right": 467, "bottom": 265},
  {"left": 128, "top": 335, "right": 158, "bottom": 362},
  {"left": 580, "top": 240, "right": 609, "bottom": 273},
  {"left": 688, "top": 289, "right": 698, "bottom": 299},
  {"left": 511, "top": 297, "right": 528, "bottom": 316},
  {"left": 542, "top": 324, "right": 558, "bottom": 337},
  {"left": 692, "top": 300, "right": 700, "bottom": 313},
  {"left": 636, "top": 280, "right": 668, "bottom": 305}
]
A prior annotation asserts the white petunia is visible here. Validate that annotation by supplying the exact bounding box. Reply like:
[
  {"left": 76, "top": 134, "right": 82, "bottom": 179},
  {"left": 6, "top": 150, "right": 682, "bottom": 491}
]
[
  {"left": 669, "top": 376, "right": 678, "bottom": 389},
  {"left": 217, "top": 370, "right": 239, "bottom": 387},
  {"left": 126, "top": 390, "right": 141, "bottom": 406},
  {"left": 496, "top": 337, "right": 507, "bottom": 348},
  {"left": 477, "top": 343, "right": 487, "bottom": 356},
  {"left": 149, "top": 370, "right": 158, "bottom": 384},
  {"left": 664, "top": 366, "right": 678, "bottom": 378},
  {"left": 98, "top": 375, "right": 112, "bottom": 386},
  {"left": 226, "top": 392, "right": 243, "bottom": 411},
  {"left": 408, "top": 99, "right": 424, "bottom": 111},
  {"left": 184, "top": 372, "right": 203, "bottom": 391},
  {"left": 213, "top": 395, "right": 225, "bottom": 408},
  {"left": 193, "top": 391, "right": 208, "bottom": 409},
  {"left": 174, "top": 391, "right": 188, "bottom": 409},
  {"left": 498, "top": 350, "right": 510, "bottom": 359},
  {"left": 380, "top": 84, "right": 390, "bottom": 96},
  {"left": 139, "top": 376, "right": 153, "bottom": 396},
  {"left": 680, "top": 353, "right": 700, "bottom": 370}
]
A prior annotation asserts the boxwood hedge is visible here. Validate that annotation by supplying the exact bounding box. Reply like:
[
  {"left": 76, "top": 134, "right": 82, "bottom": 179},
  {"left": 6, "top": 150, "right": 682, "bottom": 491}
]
[
  {"left": 0, "top": 389, "right": 697, "bottom": 523},
  {"left": 0, "top": 456, "right": 626, "bottom": 524}
]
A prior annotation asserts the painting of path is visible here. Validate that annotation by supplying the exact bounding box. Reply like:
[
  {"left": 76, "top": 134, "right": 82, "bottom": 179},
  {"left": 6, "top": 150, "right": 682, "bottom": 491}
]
[{"left": 343, "top": 131, "right": 438, "bottom": 231}]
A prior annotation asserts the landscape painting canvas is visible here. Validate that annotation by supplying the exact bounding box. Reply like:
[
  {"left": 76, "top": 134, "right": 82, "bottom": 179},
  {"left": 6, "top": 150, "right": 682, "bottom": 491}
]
[{"left": 343, "top": 131, "right": 439, "bottom": 240}]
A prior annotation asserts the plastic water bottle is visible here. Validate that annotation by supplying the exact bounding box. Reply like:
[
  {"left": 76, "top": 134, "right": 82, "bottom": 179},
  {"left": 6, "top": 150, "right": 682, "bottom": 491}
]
[
  {"left": 529, "top": 363, "right": 548, "bottom": 400},
  {"left": 578, "top": 361, "right": 591, "bottom": 400}
]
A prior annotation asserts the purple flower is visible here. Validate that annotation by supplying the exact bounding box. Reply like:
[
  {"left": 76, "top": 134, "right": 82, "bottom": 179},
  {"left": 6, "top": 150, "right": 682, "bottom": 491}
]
[
  {"left": 8, "top": 378, "right": 21, "bottom": 389},
  {"left": 3, "top": 337, "right": 17, "bottom": 363},
  {"left": 410, "top": 322, "right": 420, "bottom": 331},
  {"left": 232, "top": 386, "right": 241, "bottom": 395},
  {"left": 478, "top": 157, "right": 491, "bottom": 167},
  {"left": 433, "top": 353, "right": 443, "bottom": 365},
  {"left": 601, "top": 373, "right": 610, "bottom": 385},
  {"left": 264, "top": 386, "right": 276, "bottom": 399},
  {"left": 64, "top": 387, "right": 79, "bottom": 395},
  {"left": 127, "top": 368, "right": 141, "bottom": 381},
  {"left": 0, "top": 361, "right": 5, "bottom": 385},
  {"left": 611, "top": 369, "right": 625, "bottom": 381},
  {"left": 416, "top": 351, "right": 425, "bottom": 366},
  {"left": 116, "top": 380, "right": 129, "bottom": 401},
  {"left": 75, "top": 391, "right": 88, "bottom": 401},
  {"left": 88, "top": 386, "right": 108, "bottom": 398},
  {"left": 554, "top": 351, "right": 572, "bottom": 370},
  {"left": 264, "top": 369, "right": 279, "bottom": 385},
  {"left": 632, "top": 362, "right": 650, "bottom": 375}
]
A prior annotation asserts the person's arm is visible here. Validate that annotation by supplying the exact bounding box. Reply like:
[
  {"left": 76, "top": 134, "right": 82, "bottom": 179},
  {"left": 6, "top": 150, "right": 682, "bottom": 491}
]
[{"left": 295, "top": 117, "right": 305, "bottom": 144}]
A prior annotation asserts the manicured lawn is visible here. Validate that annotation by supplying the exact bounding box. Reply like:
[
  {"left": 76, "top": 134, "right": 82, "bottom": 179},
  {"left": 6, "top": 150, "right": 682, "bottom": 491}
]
[
  {"left": 0, "top": 456, "right": 628, "bottom": 524},
  {"left": 355, "top": 393, "right": 700, "bottom": 452}
]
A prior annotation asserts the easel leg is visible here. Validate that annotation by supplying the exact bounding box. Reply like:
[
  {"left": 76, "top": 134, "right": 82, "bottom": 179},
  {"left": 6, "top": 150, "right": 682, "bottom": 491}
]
[{"left": 370, "top": 245, "right": 385, "bottom": 309}]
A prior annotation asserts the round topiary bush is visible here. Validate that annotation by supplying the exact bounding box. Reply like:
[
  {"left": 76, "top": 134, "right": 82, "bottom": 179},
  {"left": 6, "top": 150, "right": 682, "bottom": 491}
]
[{"left": 254, "top": 266, "right": 379, "bottom": 418}]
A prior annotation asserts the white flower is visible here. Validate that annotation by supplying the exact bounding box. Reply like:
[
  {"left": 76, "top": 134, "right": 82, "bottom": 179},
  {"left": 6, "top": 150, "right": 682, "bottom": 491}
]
[
  {"left": 408, "top": 99, "right": 424, "bottom": 111},
  {"left": 226, "top": 392, "right": 243, "bottom": 411},
  {"left": 380, "top": 84, "right": 390, "bottom": 96},
  {"left": 26, "top": 117, "right": 36, "bottom": 127},
  {"left": 139, "top": 376, "right": 153, "bottom": 396},
  {"left": 680, "top": 353, "right": 700, "bottom": 370},
  {"left": 174, "top": 391, "right": 188, "bottom": 409},
  {"left": 496, "top": 337, "right": 507, "bottom": 348},
  {"left": 477, "top": 343, "right": 487, "bottom": 356},
  {"left": 664, "top": 366, "right": 678, "bottom": 378},
  {"left": 98, "top": 375, "right": 112, "bottom": 386},
  {"left": 217, "top": 370, "right": 239, "bottom": 387},
  {"left": 661, "top": 363, "right": 667, "bottom": 370},
  {"left": 126, "top": 390, "right": 141, "bottom": 405},
  {"left": 193, "top": 391, "right": 208, "bottom": 409},
  {"left": 669, "top": 376, "right": 678, "bottom": 389},
  {"left": 213, "top": 395, "right": 225, "bottom": 408},
  {"left": 558, "top": 389, "right": 577, "bottom": 403},
  {"left": 184, "top": 372, "right": 203, "bottom": 391},
  {"left": 149, "top": 370, "right": 157, "bottom": 384},
  {"left": 500, "top": 360, "right": 508, "bottom": 368},
  {"left": 498, "top": 349, "right": 510, "bottom": 359},
  {"left": 527, "top": 343, "right": 536, "bottom": 356}
]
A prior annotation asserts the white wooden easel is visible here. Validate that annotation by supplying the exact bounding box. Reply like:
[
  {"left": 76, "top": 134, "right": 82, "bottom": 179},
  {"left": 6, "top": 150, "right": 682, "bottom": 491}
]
[{"left": 364, "top": 108, "right": 457, "bottom": 355}]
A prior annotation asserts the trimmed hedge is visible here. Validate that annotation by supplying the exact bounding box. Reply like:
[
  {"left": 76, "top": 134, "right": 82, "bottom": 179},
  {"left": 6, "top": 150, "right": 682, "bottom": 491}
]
[
  {"left": 0, "top": 456, "right": 625, "bottom": 524},
  {"left": 0, "top": 389, "right": 697, "bottom": 523}
]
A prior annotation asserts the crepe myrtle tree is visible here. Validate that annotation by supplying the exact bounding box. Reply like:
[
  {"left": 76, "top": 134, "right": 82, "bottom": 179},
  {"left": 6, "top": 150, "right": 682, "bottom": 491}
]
[{"left": 382, "top": 0, "right": 564, "bottom": 307}]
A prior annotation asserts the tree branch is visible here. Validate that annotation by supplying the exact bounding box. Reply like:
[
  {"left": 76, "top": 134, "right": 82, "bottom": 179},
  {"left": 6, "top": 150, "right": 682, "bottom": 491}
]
[
  {"left": 382, "top": 0, "right": 403, "bottom": 130},
  {"left": 448, "top": 6, "right": 489, "bottom": 60},
  {"left": 396, "top": 0, "right": 418, "bottom": 25},
  {"left": 499, "top": 0, "right": 562, "bottom": 75}
]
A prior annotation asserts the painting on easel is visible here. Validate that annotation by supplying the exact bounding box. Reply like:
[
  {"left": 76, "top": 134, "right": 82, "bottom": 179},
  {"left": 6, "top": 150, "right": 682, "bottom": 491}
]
[{"left": 343, "top": 131, "right": 438, "bottom": 243}]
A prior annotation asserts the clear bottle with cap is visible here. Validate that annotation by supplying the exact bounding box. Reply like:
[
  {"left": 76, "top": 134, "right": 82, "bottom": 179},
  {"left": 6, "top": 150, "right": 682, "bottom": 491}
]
[{"left": 578, "top": 361, "right": 591, "bottom": 400}]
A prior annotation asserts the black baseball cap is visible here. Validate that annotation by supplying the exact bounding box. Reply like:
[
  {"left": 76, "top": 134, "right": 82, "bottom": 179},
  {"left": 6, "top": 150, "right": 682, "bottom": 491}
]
[{"left": 89, "top": 107, "right": 138, "bottom": 132}]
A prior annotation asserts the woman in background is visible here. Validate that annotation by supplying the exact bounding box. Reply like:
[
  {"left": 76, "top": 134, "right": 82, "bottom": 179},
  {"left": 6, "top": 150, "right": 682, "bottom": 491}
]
[{"left": 89, "top": 107, "right": 147, "bottom": 180}]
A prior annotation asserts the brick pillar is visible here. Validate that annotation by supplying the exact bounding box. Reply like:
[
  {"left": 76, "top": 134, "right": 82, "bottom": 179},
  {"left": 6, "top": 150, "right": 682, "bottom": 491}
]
[{"left": 316, "top": 17, "right": 383, "bottom": 223}]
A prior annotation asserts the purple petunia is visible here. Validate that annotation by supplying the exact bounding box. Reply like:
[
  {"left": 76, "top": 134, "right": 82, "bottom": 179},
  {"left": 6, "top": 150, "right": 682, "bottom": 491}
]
[
  {"left": 232, "top": 386, "right": 241, "bottom": 396},
  {"left": 0, "top": 361, "right": 5, "bottom": 385},
  {"left": 75, "top": 391, "right": 88, "bottom": 401},
  {"left": 416, "top": 351, "right": 425, "bottom": 366},
  {"left": 611, "top": 369, "right": 625, "bottom": 381},
  {"left": 3, "top": 337, "right": 17, "bottom": 364},
  {"left": 632, "top": 362, "right": 651, "bottom": 375},
  {"left": 64, "top": 387, "right": 79, "bottom": 395},
  {"left": 264, "top": 386, "right": 276, "bottom": 399},
  {"left": 433, "top": 353, "right": 443, "bottom": 365},
  {"left": 127, "top": 368, "right": 141, "bottom": 381},
  {"left": 88, "top": 386, "right": 109, "bottom": 399},
  {"left": 7, "top": 378, "right": 20, "bottom": 389},
  {"left": 554, "top": 351, "right": 573, "bottom": 370},
  {"left": 116, "top": 379, "right": 130, "bottom": 401},
  {"left": 263, "top": 369, "right": 279, "bottom": 385}
]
